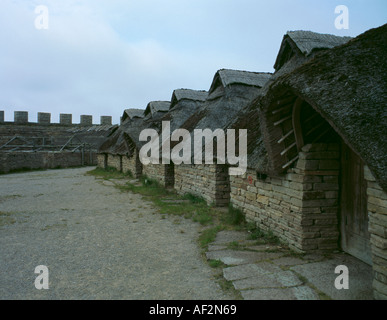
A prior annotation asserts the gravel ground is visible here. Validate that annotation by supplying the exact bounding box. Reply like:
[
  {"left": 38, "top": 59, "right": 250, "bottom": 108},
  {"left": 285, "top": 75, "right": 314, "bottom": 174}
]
[{"left": 0, "top": 167, "right": 232, "bottom": 300}]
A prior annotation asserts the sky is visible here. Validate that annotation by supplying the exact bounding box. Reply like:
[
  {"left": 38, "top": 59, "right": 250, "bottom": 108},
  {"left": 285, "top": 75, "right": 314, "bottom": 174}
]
[{"left": 0, "top": 0, "right": 386, "bottom": 125}]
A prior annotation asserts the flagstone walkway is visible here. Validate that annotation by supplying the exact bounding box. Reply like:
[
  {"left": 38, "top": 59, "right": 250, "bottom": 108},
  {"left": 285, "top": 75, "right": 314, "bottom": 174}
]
[{"left": 205, "top": 230, "right": 374, "bottom": 300}]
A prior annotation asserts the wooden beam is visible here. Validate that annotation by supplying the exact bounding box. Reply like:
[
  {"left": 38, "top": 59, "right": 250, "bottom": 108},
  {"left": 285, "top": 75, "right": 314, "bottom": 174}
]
[
  {"left": 277, "top": 130, "right": 294, "bottom": 144},
  {"left": 292, "top": 98, "right": 304, "bottom": 151},
  {"left": 282, "top": 156, "right": 299, "bottom": 169},
  {"left": 272, "top": 104, "right": 292, "bottom": 115},
  {"left": 274, "top": 96, "right": 296, "bottom": 107},
  {"left": 280, "top": 142, "right": 297, "bottom": 156},
  {"left": 274, "top": 115, "right": 292, "bottom": 126}
]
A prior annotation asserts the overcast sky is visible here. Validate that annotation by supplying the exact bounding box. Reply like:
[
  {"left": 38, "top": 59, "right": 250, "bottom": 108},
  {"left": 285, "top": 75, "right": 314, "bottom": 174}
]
[{"left": 1, "top": 0, "right": 386, "bottom": 124}]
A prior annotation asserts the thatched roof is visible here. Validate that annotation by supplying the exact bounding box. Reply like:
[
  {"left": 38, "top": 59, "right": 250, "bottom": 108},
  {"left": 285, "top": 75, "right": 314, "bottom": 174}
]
[
  {"left": 260, "top": 24, "right": 387, "bottom": 191},
  {"left": 274, "top": 30, "right": 352, "bottom": 71},
  {"left": 98, "top": 115, "right": 151, "bottom": 156},
  {"left": 208, "top": 69, "right": 272, "bottom": 96},
  {"left": 144, "top": 101, "right": 171, "bottom": 117},
  {"left": 161, "top": 89, "right": 209, "bottom": 132},
  {"left": 177, "top": 69, "right": 272, "bottom": 162},
  {"left": 182, "top": 69, "right": 272, "bottom": 131},
  {"left": 122, "top": 109, "right": 144, "bottom": 122},
  {"left": 171, "top": 89, "right": 208, "bottom": 109}
]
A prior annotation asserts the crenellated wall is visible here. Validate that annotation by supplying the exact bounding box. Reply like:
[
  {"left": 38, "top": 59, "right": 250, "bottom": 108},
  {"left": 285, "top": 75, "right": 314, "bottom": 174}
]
[
  {"left": 0, "top": 110, "right": 117, "bottom": 173},
  {"left": 0, "top": 110, "right": 113, "bottom": 126}
]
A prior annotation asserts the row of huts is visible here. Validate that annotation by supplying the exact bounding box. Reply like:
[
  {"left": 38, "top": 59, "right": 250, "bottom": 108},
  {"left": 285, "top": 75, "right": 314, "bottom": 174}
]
[{"left": 98, "top": 24, "right": 387, "bottom": 299}]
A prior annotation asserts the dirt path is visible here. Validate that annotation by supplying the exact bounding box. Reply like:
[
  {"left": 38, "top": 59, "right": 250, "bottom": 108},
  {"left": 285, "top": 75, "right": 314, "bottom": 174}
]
[{"left": 0, "top": 167, "right": 232, "bottom": 300}]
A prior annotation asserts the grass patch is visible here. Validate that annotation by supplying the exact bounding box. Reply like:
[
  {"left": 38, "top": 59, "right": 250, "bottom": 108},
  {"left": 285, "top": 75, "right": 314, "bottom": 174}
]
[
  {"left": 246, "top": 223, "right": 281, "bottom": 245},
  {"left": 221, "top": 205, "right": 244, "bottom": 226},
  {"left": 86, "top": 167, "right": 132, "bottom": 180},
  {"left": 213, "top": 274, "right": 243, "bottom": 300},
  {"left": 227, "top": 241, "right": 241, "bottom": 250},
  {"left": 182, "top": 193, "right": 206, "bottom": 204},
  {"left": 198, "top": 226, "right": 223, "bottom": 249},
  {"left": 208, "top": 259, "right": 225, "bottom": 268}
]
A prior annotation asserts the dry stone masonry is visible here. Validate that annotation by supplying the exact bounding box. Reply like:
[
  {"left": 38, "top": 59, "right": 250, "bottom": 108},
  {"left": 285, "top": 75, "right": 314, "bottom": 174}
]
[
  {"left": 174, "top": 164, "right": 230, "bottom": 207},
  {"left": 230, "top": 143, "right": 340, "bottom": 252}
]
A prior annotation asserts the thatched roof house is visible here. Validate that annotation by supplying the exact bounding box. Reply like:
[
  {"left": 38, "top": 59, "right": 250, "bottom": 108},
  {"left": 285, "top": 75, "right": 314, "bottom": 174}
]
[
  {"left": 144, "top": 101, "right": 170, "bottom": 118},
  {"left": 227, "top": 25, "right": 387, "bottom": 297},
  {"left": 180, "top": 69, "right": 272, "bottom": 150},
  {"left": 225, "top": 30, "right": 354, "bottom": 174},
  {"left": 274, "top": 30, "right": 352, "bottom": 72},
  {"left": 140, "top": 89, "right": 209, "bottom": 187},
  {"left": 159, "top": 89, "right": 208, "bottom": 132},
  {"left": 121, "top": 108, "right": 144, "bottom": 123},
  {"left": 172, "top": 69, "right": 272, "bottom": 205},
  {"left": 259, "top": 24, "right": 387, "bottom": 191},
  {"left": 171, "top": 89, "right": 208, "bottom": 107}
]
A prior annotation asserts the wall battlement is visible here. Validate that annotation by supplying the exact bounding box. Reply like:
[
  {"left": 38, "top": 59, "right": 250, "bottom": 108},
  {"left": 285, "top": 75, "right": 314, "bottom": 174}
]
[{"left": 0, "top": 111, "right": 113, "bottom": 126}]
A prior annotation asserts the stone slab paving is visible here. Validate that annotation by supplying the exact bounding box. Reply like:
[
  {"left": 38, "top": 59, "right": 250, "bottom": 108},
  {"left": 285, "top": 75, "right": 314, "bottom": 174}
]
[
  {"left": 291, "top": 255, "right": 374, "bottom": 300},
  {"left": 205, "top": 230, "right": 374, "bottom": 300},
  {"left": 206, "top": 250, "right": 284, "bottom": 266}
]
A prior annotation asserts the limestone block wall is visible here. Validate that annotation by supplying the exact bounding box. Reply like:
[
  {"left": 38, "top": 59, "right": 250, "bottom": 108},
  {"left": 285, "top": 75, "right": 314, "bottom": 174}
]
[
  {"left": 142, "top": 163, "right": 164, "bottom": 186},
  {"left": 364, "top": 165, "right": 387, "bottom": 300},
  {"left": 142, "top": 163, "right": 174, "bottom": 187},
  {"left": 174, "top": 164, "right": 230, "bottom": 206},
  {"left": 230, "top": 143, "right": 340, "bottom": 252},
  {"left": 107, "top": 154, "right": 122, "bottom": 171},
  {"left": 97, "top": 154, "right": 107, "bottom": 169},
  {"left": 122, "top": 151, "right": 142, "bottom": 178}
]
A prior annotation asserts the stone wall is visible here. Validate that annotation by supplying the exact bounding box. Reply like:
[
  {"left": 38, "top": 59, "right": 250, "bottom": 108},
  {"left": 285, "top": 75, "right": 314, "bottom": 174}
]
[
  {"left": 364, "top": 165, "right": 387, "bottom": 300},
  {"left": 97, "top": 152, "right": 143, "bottom": 178},
  {"left": 97, "top": 154, "right": 107, "bottom": 169},
  {"left": 174, "top": 164, "right": 230, "bottom": 206},
  {"left": 230, "top": 143, "right": 340, "bottom": 252},
  {"left": 0, "top": 110, "right": 114, "bottom": 125},
  {"left": 107, "top": 154, "right": 122, "bottom": 171},
  {"left": 0, "top": 151, "right": 95, "bottom": 173},
  {"left": 142, "top": 163, "right": 174, "bottom": 187},
  {"left": 122, "top": 152, "right": 142, "bottom": 178}
]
